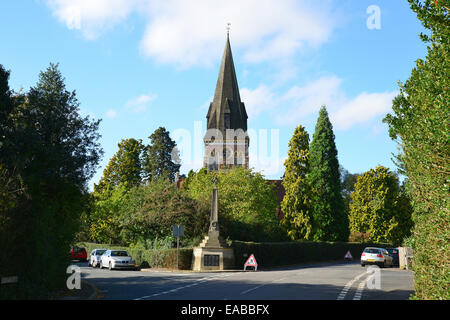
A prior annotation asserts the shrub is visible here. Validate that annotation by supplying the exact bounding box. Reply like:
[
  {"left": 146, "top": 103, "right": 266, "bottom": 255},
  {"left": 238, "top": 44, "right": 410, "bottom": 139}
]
[{"left": 78, "top": 242, "right": 193, "bottom": 270}]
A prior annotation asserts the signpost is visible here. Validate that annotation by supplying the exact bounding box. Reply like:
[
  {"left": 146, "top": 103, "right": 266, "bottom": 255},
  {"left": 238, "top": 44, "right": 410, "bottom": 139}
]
[{"left": 172, "top": 225, "right": 184, "bottom": 269}]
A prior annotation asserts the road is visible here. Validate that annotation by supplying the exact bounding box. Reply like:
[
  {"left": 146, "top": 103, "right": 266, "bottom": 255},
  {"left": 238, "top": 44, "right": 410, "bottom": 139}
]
[{"left": 76, "top": 261, "right": 414, "bottom": 300}]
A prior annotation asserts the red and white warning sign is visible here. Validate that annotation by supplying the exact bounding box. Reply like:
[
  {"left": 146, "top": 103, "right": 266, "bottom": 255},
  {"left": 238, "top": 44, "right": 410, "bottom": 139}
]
[
  {"left": 344, "top": 250, "right": 353, "bottom": 260},
  {"left": 244, "top": 254, "right": 258, "bottom": 271}
]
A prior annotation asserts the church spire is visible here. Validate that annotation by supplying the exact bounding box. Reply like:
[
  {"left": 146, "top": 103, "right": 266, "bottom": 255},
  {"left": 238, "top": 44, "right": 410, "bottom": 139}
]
[{"left": 206, "top": 30, "right": 248, "bottom": 132}]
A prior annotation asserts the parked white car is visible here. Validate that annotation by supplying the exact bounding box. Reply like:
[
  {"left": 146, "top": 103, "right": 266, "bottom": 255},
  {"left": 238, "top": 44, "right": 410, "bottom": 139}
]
[
  {"left": 361, "top": 247, "right": 394, "bottom": 268},
  {"left": 88, "top": 249, "right": 107, "bottom": 268},
  {"left": 99, "top": 250, "right": 136, "bottom": 270}
]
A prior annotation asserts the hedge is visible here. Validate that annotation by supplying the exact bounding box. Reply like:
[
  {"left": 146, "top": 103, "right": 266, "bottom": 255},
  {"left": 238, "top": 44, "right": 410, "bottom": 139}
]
[
  {"left": 231, "top": 240, "right": 391, "bottom": 269},
  {"left": 78, "top": 242, "right": 193, "bottom": 270}
]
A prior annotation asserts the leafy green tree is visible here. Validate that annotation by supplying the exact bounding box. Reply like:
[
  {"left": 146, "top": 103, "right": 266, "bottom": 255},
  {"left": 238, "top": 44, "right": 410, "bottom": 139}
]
[
  {"left": 89, "top": 179, "right": 210, "bottom": 246},
  {"left": 0, "top": 63, "right": 103, "bottom": 298},
  {"left": 340, "top": 167, "right": 360, "bottom": 199},
  {"left": 94, "top": 138, "right": 145, "bottom": 195},
  {"left": 142, "top": 127, "right": 181, "bottom": 182},
  {"left": 181, "top": 169, "right": 198, "bottom": 191},
  {"left": 340, "top": 166, "right": 361, "bottom": 223},
  {"left": 89, "top": 184, "right": 128, "bottom": 244},
  {"left": 308, "top": 106, "right": 348, "bottom": 241},
  {"left": 383, "top": 0, "right": 449, "bottom": 299},
  {"left": 185, "top": 167, "right": 284, "bottom": 242},
  {"left": 349, "top": 166, "right": 413, "bottom": 245},
  {"left": 281, "top": 125, "right": 312, "bottom": 240},
  {"left": 121, "top": 179, "right": 209, "bottom": 245}
]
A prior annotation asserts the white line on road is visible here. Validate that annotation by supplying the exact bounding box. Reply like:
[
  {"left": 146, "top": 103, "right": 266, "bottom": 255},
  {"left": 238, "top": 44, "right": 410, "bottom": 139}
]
[
  {"left": 240, "top": 283, "right": 266, "bottom": 295},
  {"left": 353, "top": 279, "right": 367, "bottom": 300},
  {"left": 134, "top": 273, "right": 234, "bottom": 300},
  {"left": 337, "top": 271, "right": 367, "bottom": 300},
  {"left": 239, "top": 277, "right": 287, "bottom": 295}
]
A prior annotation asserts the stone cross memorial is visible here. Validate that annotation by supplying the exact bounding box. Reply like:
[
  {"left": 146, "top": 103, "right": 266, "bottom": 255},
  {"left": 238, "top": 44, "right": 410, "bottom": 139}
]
[{"left": 192, "top": 176, "right": 235, "bottom": 271}]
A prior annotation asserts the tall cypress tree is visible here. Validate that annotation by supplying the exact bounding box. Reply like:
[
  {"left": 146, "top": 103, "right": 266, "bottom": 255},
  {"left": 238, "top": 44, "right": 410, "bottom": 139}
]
[
  {"left": 308, "top": 105, "right": 348, "bottom": 241},
  {"left": 281, "top": 125, "right": 312, "bottom": 240}
]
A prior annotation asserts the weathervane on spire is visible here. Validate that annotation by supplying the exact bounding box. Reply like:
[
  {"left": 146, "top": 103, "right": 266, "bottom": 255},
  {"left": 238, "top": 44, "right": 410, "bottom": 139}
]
[{"left": 226, "top": 23, "right": 231, "bottom": 36}]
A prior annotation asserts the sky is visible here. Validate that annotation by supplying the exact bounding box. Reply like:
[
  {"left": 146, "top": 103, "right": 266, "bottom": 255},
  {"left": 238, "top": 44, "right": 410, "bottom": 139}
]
[{"left": 0, "top": 0, "right": 428, "bottom": 189}]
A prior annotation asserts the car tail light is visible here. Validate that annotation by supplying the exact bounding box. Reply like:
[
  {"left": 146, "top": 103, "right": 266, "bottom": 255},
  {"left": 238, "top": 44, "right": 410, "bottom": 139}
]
[
  {"left": 361, "top": 253, "right": 365, "bottom": 256},
  {"left": 377, "top": 254, "right": 383, "bottom": 258}
]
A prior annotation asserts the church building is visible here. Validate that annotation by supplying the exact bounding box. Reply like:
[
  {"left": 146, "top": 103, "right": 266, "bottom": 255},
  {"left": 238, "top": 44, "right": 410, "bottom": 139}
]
[
  {"left": 174, "top": 31, "right": 285, "bottom": 220},
  {"left": 203, "top": 33, "right": 249, "bottom": 171}
]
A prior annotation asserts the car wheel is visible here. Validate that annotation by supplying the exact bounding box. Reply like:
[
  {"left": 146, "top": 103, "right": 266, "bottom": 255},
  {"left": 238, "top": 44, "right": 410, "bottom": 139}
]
[
  {"left": 99, "top": 261, "right": 103, "bottom": 269},
  {"left": 109, "top": 262, "right": 113, "bottom": 271},
  {"left": 361, "top": 263, "right": 365, "bottom": 267}
]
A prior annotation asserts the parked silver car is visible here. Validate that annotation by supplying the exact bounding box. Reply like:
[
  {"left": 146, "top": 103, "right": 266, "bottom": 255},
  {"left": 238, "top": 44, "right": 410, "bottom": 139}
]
[
  {"left": 99, "top": 250, "right": 136, "bottom": 270},
  {"left": 361, "top": 247, "right": 394, "bottom": 268},
  {"left": 88, "top": 249, "right": 107, "bottom": 268}
]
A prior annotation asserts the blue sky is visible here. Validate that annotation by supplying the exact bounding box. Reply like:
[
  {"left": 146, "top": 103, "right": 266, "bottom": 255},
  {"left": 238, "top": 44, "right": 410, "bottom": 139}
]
[{"left": 0, "top": 0, "right": 427, "bottom": 189}]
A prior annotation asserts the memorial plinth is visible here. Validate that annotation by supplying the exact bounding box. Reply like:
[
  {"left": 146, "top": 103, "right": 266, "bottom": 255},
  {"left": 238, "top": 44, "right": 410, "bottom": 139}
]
[{"left": 192, "top": 181, "right": 235, "bottom": 271}]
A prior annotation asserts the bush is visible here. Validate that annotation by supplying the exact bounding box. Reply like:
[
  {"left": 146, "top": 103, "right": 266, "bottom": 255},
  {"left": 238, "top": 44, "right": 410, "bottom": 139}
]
[
  {"left": 410, "top": 210, "right": 450, "bottom": 300},
  {"left": 382, "top": 0, "right": 449, "bottom": 299},
  {"left": 78, "top": 242, "right": 193, "bottom": 270},
  {"left": 88, "top": 179, "right": 210, "bottom": 247}
]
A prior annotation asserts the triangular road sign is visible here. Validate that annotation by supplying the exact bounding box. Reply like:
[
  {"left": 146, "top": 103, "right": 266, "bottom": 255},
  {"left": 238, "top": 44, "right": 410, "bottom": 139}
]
[
  {"left": 244, "top": 254, "right": 258, "bottom": 270},
  {"left": 344, "top": 250, "right": 353, "bottom": 260}
]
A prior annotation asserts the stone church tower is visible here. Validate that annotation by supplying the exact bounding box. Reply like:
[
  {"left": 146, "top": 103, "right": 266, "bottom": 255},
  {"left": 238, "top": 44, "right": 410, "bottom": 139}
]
[{"left": 204, "top": 33, "right": 249, "bottom": 171}]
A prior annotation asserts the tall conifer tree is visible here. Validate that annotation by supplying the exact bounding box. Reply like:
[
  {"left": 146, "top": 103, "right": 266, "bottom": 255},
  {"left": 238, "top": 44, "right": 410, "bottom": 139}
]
[
  {"left": 281, "top": 125, "right": 312, "bottom": 240},
  {"left": 308, "top": 106, "right": 348, "bottom": 241},
  {"left": 142, "top": 127, "right": 181, "bottom": 182}
]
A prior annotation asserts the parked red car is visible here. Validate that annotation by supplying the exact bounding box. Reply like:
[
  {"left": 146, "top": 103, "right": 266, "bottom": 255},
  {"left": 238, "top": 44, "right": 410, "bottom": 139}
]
[{"left": 70, "top": 246, "right": 87, "bottom": 261}]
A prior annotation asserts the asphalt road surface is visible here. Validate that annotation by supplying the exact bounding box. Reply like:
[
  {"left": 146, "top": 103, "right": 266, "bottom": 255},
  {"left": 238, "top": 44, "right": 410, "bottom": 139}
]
[{"left": 75, "top": 261, "right": 414, "bottom": 300}]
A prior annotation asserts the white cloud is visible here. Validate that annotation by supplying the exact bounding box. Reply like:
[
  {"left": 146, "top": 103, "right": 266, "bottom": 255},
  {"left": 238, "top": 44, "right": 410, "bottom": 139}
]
[
  {"left": 45, "top": 0, "right": 140, "bottom": 39},
  {"left": 105, "top": 109, "right": 118, "bottom": 119},
  {"left": 278, "top": 75, "right": 345, "bottom": 123},
  {"left": 240, "top": 76, "right": 397, "bottom": 130},
  {"left": 125, "top": 92, "right": 158, "bottom": 113},
  {"left": 140, "top": 0, "right": 337, "bottom": 68},
  {"left": 330, "top": 91, "right": 398, "bottom": 130},
  {"left": 45, "top": 0, "right": 338, "bottom": 67}
]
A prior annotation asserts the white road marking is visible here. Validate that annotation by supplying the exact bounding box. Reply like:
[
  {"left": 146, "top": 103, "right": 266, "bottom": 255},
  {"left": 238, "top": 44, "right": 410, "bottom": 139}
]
[
  {"left": 239, "top": 277, "right": 287, "bottom": 295},
  {"left": 134, "top": 273, "right": 234, "bottom": 300},
  {"left": 240, "top": 283, "right": 266, "bottom": 295},
  {"left": 337, "top": 271, "right": 367, "bottom": 300},
  {"left": 353, "top": 279, "right": 367, "bottom": 300}
]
